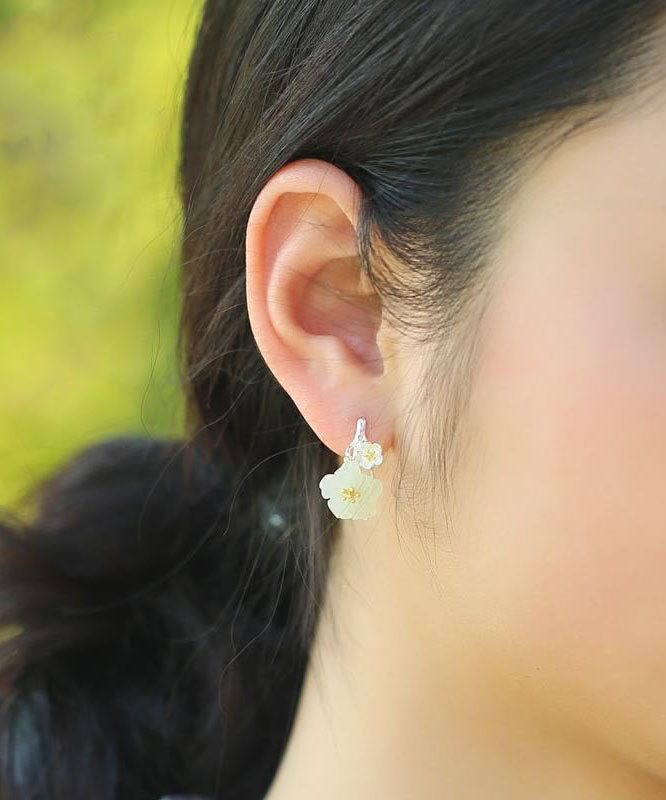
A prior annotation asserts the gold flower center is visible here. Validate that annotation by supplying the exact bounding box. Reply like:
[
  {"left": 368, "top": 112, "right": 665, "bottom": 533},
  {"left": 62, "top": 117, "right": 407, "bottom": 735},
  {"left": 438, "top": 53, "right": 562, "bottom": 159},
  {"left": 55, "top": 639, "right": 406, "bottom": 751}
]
[{"left": 341, "top": 486, "right": 361, "bottom": 502}]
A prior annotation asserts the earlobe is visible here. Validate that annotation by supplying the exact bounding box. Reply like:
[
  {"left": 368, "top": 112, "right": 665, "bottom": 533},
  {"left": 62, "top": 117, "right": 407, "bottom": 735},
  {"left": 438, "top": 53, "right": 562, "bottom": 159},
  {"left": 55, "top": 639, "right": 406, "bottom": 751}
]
[{"left": 245, "top": 158, "right": 395, "bottom": 456}]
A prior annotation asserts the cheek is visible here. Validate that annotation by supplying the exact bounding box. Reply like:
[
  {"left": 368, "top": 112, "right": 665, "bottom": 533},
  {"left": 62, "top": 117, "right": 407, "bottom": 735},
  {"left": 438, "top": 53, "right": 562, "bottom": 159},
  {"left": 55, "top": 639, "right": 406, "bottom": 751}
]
[
  {"left": 452, "top": 258, "right": 666, "bottom": 748},
  {"left": 510, "top": 293, "right": 666, "bottom": 645}
]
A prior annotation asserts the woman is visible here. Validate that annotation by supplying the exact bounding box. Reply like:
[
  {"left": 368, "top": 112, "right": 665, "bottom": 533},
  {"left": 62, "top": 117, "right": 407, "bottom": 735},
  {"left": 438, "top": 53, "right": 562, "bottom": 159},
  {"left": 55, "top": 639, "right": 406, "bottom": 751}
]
[{"left": 2, "top": 1, "right": 666, "bottom": 798}]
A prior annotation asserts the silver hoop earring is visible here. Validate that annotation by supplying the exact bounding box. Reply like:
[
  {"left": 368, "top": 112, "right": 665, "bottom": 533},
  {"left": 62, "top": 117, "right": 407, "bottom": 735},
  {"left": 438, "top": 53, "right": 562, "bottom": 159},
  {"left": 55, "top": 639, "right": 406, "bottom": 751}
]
[{"left": 318, "top": 417, "right": 383, "bottom": 520}]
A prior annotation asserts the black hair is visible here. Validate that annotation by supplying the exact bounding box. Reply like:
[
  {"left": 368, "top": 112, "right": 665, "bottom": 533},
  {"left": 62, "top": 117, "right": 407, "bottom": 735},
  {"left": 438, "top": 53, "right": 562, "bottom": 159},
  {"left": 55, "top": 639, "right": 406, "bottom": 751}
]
[{"left": 1, "top": 2, "right": 665, "bottom": 798}]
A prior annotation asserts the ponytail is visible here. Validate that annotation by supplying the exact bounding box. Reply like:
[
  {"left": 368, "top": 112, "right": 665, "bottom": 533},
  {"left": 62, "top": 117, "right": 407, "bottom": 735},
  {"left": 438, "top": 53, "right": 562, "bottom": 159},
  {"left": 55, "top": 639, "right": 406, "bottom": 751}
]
[{"left": 0, "top": 436, "right": 307, "bottom": 800}]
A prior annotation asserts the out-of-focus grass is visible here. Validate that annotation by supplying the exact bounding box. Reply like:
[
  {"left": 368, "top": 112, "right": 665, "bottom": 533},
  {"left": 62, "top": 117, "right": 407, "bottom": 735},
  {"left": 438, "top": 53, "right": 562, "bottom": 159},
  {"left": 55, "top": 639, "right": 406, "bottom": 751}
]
[{"left": 0, "top": 0, "right": 202, "bottom": 509}]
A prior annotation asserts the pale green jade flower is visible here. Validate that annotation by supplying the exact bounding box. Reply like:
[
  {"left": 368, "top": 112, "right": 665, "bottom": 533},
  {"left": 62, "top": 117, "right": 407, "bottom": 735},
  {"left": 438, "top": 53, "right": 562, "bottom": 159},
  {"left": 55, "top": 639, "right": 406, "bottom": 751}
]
[{"left": 318, "top": 460, "right": 383, "bottom": 520}]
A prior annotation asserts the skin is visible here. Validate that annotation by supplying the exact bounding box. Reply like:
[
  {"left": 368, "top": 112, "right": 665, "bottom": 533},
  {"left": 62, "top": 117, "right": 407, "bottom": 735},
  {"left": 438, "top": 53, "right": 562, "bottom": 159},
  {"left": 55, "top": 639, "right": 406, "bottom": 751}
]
[{"left": 245, "top": 72, "right": 666, "bottom": 799}]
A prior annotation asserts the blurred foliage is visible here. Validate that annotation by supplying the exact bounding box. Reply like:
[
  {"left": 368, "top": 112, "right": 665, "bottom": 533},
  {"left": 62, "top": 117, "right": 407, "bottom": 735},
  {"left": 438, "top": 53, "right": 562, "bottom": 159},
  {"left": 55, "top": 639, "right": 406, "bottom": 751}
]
[{"left": 0, "top": 0, "right": 203, "bottom": 509}]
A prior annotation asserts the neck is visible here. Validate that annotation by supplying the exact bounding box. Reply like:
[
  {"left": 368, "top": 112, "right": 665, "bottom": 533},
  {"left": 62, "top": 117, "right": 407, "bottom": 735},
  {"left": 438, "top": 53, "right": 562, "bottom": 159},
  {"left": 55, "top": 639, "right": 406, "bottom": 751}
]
[{"left": 263, "top": 501, "right": 666, "bottom": 800}]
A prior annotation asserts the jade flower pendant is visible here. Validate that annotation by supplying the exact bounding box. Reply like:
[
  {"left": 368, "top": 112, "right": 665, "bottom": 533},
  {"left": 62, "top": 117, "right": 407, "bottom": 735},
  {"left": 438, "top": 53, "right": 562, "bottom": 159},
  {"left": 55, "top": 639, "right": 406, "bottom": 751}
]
[{"left": 318, "top": 460, "right": 382, "bottom": 520}]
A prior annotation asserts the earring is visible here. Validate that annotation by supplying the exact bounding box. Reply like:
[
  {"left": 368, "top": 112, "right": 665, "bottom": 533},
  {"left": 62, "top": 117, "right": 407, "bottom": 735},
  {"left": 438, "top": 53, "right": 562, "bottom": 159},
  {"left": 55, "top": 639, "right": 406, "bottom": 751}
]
[{"left": 318, "top": 417, "right": 383, "bottom": 520}]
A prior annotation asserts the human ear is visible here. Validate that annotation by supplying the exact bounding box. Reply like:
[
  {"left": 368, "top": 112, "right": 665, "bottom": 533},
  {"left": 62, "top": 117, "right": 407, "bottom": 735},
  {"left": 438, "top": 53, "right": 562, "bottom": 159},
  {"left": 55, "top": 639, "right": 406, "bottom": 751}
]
[{"left": 245, "top": 158, "right": 394, "bottom": 457}]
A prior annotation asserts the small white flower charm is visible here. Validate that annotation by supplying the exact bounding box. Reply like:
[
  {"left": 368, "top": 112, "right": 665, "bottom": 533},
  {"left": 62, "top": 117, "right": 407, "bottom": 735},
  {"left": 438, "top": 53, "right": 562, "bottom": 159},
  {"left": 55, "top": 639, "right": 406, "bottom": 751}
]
[
  {"left": 318, "top": 417, "right": 384, "bottom": 521},
  {"left": 356, "top": 441, "right": 383, "bottom": 470},
  {"left": 319, "top": 460, "right": 382, "bottom": 520}
]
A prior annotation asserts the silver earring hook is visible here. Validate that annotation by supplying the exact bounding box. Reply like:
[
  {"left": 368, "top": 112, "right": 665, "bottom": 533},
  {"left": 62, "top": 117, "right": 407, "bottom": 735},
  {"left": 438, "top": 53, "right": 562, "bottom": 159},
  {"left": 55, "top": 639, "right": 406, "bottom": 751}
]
[{"left": 344, "top": 417, "right": 368, "bottom": 463}]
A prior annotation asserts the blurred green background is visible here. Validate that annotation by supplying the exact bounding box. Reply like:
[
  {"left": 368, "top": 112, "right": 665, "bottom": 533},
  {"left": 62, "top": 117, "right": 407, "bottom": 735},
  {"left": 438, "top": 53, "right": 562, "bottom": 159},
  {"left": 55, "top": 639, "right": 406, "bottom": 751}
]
[{"left": 0, "top": 0, "right": 201, "bottom": 510}]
